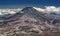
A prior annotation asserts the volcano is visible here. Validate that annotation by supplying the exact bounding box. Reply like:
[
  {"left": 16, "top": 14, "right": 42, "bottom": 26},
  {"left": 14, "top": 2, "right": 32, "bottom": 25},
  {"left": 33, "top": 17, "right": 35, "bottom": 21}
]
[{"left": 0, "top": 7, "right": 60, "bottom": 36}]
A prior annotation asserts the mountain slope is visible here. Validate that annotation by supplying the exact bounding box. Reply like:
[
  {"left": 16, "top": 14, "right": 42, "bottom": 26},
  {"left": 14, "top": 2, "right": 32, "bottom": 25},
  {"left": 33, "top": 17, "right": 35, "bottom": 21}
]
[{"left": 0, "top": 7, "right": 60, "bottom": 36}]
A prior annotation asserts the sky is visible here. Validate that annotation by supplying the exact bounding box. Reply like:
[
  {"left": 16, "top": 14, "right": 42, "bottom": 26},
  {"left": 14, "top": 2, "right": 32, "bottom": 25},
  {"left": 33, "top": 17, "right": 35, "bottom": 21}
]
[{"left": 0, "top": 0, "right": 60, "bottom": 8}]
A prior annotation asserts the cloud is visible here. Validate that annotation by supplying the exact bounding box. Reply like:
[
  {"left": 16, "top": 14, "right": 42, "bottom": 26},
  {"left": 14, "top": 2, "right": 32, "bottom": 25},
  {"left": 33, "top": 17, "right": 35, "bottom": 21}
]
[
  {"left": 33, "top": 7, "right": 45, "bottom": 12},
  {"left": 0, "top": 8, "right": 22, "bottom": 15},
  {"left": 45, "top": 6, "right": 60, "bottom": 11},
  {"left": 0, "top": 6, "right": 60, "bottom": 15},
  {"left": 33, "top": 6, "right": 60, "bottom": 13}
]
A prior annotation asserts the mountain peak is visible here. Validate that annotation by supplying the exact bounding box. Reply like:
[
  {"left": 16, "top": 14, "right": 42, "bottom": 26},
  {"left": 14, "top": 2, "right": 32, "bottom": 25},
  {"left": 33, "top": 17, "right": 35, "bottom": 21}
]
[{"left": 21, "top": 7, "right": 34, "bottom": 11}]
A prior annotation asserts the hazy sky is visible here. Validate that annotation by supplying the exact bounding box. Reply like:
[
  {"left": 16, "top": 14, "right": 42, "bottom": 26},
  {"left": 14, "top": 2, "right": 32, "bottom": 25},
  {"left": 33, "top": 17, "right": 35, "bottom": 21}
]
[{"left": 0, "top": 0, "right": 60, "bottom": 8}]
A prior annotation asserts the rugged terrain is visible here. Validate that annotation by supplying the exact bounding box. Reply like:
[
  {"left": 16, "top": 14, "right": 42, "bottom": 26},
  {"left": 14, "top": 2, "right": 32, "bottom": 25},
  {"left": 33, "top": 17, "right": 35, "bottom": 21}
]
[{"left": 0, "top": 7, "right": 60, "bottom": 36}]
